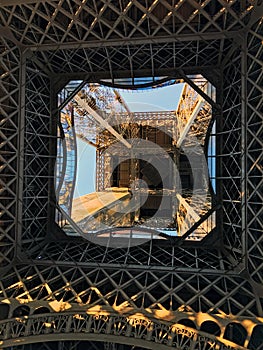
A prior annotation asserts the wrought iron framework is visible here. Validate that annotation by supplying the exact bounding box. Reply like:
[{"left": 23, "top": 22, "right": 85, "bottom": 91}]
[{"left": 0, "top": 1, "right": 262, "bottom": 349}]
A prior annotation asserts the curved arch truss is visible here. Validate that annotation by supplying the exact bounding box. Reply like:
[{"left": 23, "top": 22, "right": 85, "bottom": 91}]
[{"left": 0, "top": 312, "right": 245, "bottom": 350}]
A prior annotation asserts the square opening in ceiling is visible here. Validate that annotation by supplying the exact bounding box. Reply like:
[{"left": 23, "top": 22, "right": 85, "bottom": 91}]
[{"left": 55, "top": 76, "right": 217, "bottom": 246}]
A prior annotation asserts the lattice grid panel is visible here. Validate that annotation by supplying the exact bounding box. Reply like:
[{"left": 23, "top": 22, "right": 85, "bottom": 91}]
[
  {"left": 247, "top": 19, "right": 263, "bottom": 285},
  {"left": 20, "top": 61, "right": 52, "bottom": 252},
  {"left": 0, "top": 37, "right": 20, "bottom": 267},
  {"left": 0, "top": 1, "right": 263, "bottom": 349}
]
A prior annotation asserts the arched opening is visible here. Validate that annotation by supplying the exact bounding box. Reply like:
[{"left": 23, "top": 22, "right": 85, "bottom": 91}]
[
  {"left": 223, "top": 322, "right": 247, "bottom": 346},
  {"left": 0, "top": 304, "right": 10, "bottom": 320},
  {"left": 200, "top": 320, "right": 221, "bottom": 336},
  {"left": 13, "top": 305, "right": 30, "bottom": 317},
  {"left": 248, "top": 325, "right": 263, "bottom": 349},
  {"left": 177, "top": 318, "right": 196, "bottom": 329}
]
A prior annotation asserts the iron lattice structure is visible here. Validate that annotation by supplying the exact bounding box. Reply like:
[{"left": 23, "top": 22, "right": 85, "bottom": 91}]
[{"left": 0, "top": 1, "right": 262, "bottom": 349}]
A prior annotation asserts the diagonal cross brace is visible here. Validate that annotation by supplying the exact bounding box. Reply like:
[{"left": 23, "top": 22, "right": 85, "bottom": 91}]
[
  {"left": 177, "top": 98, "right": 205, "bottom": 147},
  {"left": 74, "top": 94, "right": 131, "bottom": 149}
]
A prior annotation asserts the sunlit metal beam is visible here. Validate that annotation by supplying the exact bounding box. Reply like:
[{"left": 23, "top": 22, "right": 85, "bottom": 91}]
[
  {"left": 176, "top": 193, "right": 201, "bottom": 222},
  {"left": 113, "top": 90, "right": 131, "bottom": 114},
  {"left": 177, "top": 98, "right": 205, "bottom": 147},
  {"left": 248, "top": 2, "right": 263, "bottom": 27},
  {"left": 179, "top": 70, "right": 218, "bottom": 109},
  {"left": 0, "top": 0, "right": 47, "bottom": 4},
  {"left": 74, "top": 94, "right": 131, "bottom": 149}
]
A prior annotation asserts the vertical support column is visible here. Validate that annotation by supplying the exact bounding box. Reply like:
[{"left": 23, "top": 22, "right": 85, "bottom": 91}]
[
  {"left": 130, "top": 157, "right": 140, "bottom": 225},
  {"left": 246, "top": 19, "right": 263, "bottom": 287},
  {"left": 20, "top": 61, "right": 52, "bottom": 249},
  {"left": 220, "top": 46, "right": 244, "bottom": 261},
  {"left": 0, "top": 37, "right": 21, "bottom": 266},
  {"left": 241, "top": 37, "right": 248, "bottom": 265},
  {"left": 96, "top": 148, "right": 104, "bottom": 191},
  {"left": 15, "top": 49, "right": 27, "bottom": 257},
  {"left": 48, "top": 80, "right": 59, "bottom": 233},
  {"left": 216, "top": 69, "right": 224, "bottom": 249},
  {"left": 172, "top": 116, "right": 179, "bottom": 227}
]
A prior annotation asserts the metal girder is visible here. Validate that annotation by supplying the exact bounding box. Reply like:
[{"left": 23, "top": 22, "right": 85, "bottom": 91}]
[
  {"left": 176, "top": 194, "right": 201, "bottom": 222},
  {"left": 74, "top": 94, "right": 131, "bottom": 149},
  {"left": 247, "top": 1, "right": 263, "bottom": 28},
  {"left": 178, "top": 70, "right": 219, "bottom": 109},
  {"left": 241, "top": 38, "right": 248, "bottom": 264},
  {"left": 177, "top": 98, "right": 205, "bottom": 147},
  {"left": 113, "top": 90, "right": 131, "bottom": 114},
  {"left": 0, "top": 0, "right": 48, "bottom": 5},
  {"left": 26, "top": 31, "right": 242, "bottom": 52},
  {"left": 15, "top": 49, "right": 27, "bottom": 256},
  {"left": 49, "top": 66, "right": 216, "bottom": 84},
  {"left": 246, "top": 20, "right": 263, "bottom": 285},
  {"left": 0, "top": 33, "right": 20, "bottom": 266}
]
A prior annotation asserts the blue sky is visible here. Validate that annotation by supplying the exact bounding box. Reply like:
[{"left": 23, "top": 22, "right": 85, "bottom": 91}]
[
  {"left": 74, "top": 83, "right": 184, "bottom": 198},
  {"left": 74, "top": 138, "right": 97, "bottom": 198},
  {"left": 120, "top": 83, "right": 184, "bottom": 112}
]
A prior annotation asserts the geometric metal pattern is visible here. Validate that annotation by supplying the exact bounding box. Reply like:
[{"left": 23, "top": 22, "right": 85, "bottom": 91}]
[
  {"left": 0, "top": 1, "right": 263, "bottom": 349},
  {"left": 0, "top": 311, "right": 261, "bottom": 349}
]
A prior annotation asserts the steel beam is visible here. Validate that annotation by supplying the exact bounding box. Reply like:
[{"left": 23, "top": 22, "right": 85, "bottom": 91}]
[
  {"left": 176, "top": 194, "right": 201, "bottom": 223},
  {"left": 179, "top": 70, "right": 219, "bottom": 109},
  {"left": 74, "top": 95, "right": 131, "bottom": 149},
  {"left": 113, "top": 90, "right": 131, "bottom": 114},
  {"left": 15, "top": 51, "right": 26, "bottom": 255},
  {"left": 241, "top": 37, "right": 248, "bottom": 263},
  {"left": 0, "top": 0, "right": 49, "bottom": 5},
  {"left": 47, "top": 67, "right": 216, "bottom": 84},
  {"left": 177, "top": 98, "right": 205, "bottom": 147},
  {"left": 27, "top": 31, "right": 242, "bottom": 52},
  {"left": 247, "top": 1, "right": 263, "bottom": 28}
]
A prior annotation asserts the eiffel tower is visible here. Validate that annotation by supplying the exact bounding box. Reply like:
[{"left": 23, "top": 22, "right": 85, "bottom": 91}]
[{"left": 0, "top": 1, "right": 262, "bottom": 349}]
